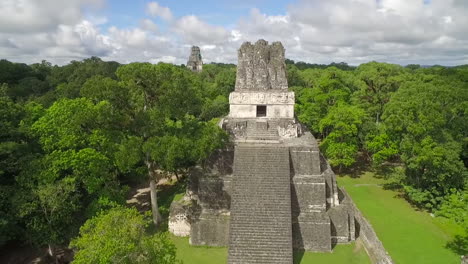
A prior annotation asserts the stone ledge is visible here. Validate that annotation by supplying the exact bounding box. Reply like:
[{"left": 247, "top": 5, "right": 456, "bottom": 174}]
[{"left": 229, "top": 91, "right": 295, "bottom": 105}]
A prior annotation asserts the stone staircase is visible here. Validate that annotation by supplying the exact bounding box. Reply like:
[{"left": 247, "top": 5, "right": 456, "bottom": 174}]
[
  {"left": 245, "top": 120, "right": 279, "bottom": 141},
  {"left": 228, "top": 144, "right": 293, "bottom": 264}
]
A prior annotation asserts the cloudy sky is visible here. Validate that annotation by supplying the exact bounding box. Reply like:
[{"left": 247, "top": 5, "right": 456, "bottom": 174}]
[{"left": 1, "top": 0, "right": 467, "bottom": 66}]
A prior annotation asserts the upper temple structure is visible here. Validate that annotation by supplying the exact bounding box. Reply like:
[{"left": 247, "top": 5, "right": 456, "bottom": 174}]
[
  {"left": 186, "top": 46, "right": 203, "bottom": 72},
  {"left": 235, "top": 39, "right": 288, "bottom": 91},
  {"left": 169, "top": 40, "right": 389, "bottom": 264},
  {"left": 230, "top": 40, "right": 293, "bottom": 120}
]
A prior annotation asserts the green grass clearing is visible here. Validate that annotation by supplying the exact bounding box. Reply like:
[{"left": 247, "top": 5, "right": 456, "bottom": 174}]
[
  {"left": 171, "top": 235, "right": 228, "bottom": 264},
  {"left": 171, "top": 234, "right": 370, "bottom": 264},
  {"left": 294, "top": 242, "right": 370, "bottom": 264},
  {"left": 337, "top": 171, "right": 460, "bottom": 264}
]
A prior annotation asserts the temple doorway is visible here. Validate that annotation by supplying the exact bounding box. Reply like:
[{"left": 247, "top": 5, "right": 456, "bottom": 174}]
[{"left": 256, "top": 105, "right": 267, "bottom": 117}]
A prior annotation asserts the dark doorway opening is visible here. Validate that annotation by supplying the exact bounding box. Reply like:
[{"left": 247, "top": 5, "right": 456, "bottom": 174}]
[{"left": 256, "top": 105, "right": 267, "bottom": 117}]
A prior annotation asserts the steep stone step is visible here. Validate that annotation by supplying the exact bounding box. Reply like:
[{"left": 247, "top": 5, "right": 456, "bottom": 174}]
[
  {"left": 245, "top": 120, "right": 279, "bottom": 141},
  {"left": 228, "top": 144, "right": 293, "bottom": 264}
]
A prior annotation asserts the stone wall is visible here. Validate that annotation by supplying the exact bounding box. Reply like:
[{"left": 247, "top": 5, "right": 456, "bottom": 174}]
[
  {"left": 190, "top": 210, "right": 230, "bottom": 246},
  {"left": 341, "top": 188, "right": 394, "bottom": 264}
]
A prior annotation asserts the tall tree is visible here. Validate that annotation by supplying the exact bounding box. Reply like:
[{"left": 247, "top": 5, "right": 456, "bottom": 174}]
[
  {"left": 70, "top": 206, "right": 181, "bottom": 264},
  {"left": 115, "top": 63, "right": 225, "bottom": 226},
  {"left": 319, "top": 103, "right": 365, "bottom": 171},
  {"left": 354, "top": 62, "right": 405, "bottom": 124}
]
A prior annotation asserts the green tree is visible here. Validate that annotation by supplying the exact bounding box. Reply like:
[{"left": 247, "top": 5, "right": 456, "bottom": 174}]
[
  {"left": 12, "top": 97, "right": 126, "bottom": 255},
  {"left": 295, "top": 67, "right": 355, "bottom": 134},
  {"left": 15, "top": 177, "right": 80, "bottom": 257},
  {"left": 354, "top": 62, "right": 405, "bottom": 124},
  {"left": 116, "top": 63, "right": 218, "bottom": 225},
  {"left": 51, "top": 57, "right": 120, "bottom": 99},
  {"left": 70, "top": 206, "right": 181, "bottom": 264},
  {"left": 319, "top": 103, "right": 365, "bottom": 170}
]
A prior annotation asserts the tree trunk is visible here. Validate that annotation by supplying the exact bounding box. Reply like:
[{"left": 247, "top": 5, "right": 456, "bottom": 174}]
[
  {"left": 48, "top": 244, "right": 59, "bottom": 264},
  {"left": 149, "top": 179, "right": 162, "bottom": 226},
  {"left": 48, "top": 244, "right": 54, "bottom": 257}
]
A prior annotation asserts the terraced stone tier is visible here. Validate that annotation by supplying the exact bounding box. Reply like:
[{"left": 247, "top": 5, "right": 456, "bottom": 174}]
[{"left": 228, "top": 144, "right": 293, "bottom": 264}]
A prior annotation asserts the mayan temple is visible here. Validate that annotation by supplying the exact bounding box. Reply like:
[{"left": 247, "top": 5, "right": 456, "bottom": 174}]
[
  {"left": 186, "top": 46, "right": 203, "bottom": 72},
  {"left": 169, "top": 40, "right": 390, "bottom": 264}
]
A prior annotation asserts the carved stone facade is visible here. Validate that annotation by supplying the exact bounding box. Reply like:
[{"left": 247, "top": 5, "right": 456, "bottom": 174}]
[
  {"left": 229, "top": 91, "right": 295, "bottom": 119},
  {"left": 186, "top": 46, "right": 203, "bottom": 72}
]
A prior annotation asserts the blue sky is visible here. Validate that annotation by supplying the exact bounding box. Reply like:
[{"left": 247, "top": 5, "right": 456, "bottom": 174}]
[
  {"left": 1, "top": 0, "right": 467, "bottom": 65},
  {"left": 93, "top": 0, "right": 291, "bottom": 29}
]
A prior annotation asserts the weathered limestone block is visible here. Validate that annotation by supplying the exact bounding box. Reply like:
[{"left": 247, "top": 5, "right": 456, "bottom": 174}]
[
  {"left": 278, "top": 123, "right": 299, "bottom": 138},
  {"left": 196, "top": 176, "right": 230, "bottom": 210},
  {"left": 289, "top": 145, "right": 321, "bottom": 176},
  {"left": 329, "top": 204, "right": 355, "bottom": 244},
  {"left": 235, "top": 42, "right": 254, "bottom": 90},
  {"left": 292, "top": 213, "right": 332, "bottom": 252},
  {"left": 200, "top": 147, "right": 234, "bottom": 177},
  {"left": 190, "top": 210, "right": 230, "bottom": 246},
  {"left": 168, "top": 200, "right": 193, "bottom": 237},
  {"left": 269, "top": 41, "right": 288, "bottom": 90},
  {"left": 235, "top": 39, "right": 288, "bottom": 91},
  {"left": 291, "top": 175, "right": 327, "bottom": 215},
  {"left": 253, "top": 39, "right": 270, "bottom": 90}
]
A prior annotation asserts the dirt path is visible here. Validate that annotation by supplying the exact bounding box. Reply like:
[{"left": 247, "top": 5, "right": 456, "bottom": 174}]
[{"left": 126, "top": 176, "right": 178, "bottom": 212}]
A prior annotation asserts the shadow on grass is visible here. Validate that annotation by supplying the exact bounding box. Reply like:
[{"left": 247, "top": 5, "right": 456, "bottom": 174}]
[
  {"left": 446, "top": 235, "right": 468, "bottom": 256},
  {"left": 333, "top": 153, "right": 371, "bottom": 179},
  {"left": 374, "top": 165, "right": 397, "bottom": 179},
  {"left": 293, "top": 250, "right": 305, "bottom": 264},
  {"left": 382, "top": 182, "right": 403, "bottom": 191}
]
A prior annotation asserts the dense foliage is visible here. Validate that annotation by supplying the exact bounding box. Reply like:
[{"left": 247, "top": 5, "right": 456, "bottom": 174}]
[
  {"left": 0, "top": 56, "right": 466, "bottom": 257},
  {"left": 0, "top": 58, "right": 233, "bottom": 260},
  {"left": 70, "top": 206, "right": 180, "bottom": 264}
]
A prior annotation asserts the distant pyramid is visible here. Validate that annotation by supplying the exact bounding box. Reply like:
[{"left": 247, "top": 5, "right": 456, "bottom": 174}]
[{"left": 187, "top": 46, "right": 203, "bottom": 72}]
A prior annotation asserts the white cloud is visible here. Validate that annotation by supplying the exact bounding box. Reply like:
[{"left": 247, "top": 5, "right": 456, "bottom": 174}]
[
  {"left": 1, "top": 0, "right": 468, "bottom": 66},
  {"left": 140, "top": 19, "right": 158, "bottom": 32},
  {"left": 280, "top": 0, "right": 468, "bottom": 65},
  {"left": 147, "top": 2, "right": 173, "bottom": 21},
  {"left": 150, "top": 56, "right": 176, "bottom": 64},
  {"left": 0, "top": 0, "right": 104, "bottom": 33},
  {"left": 173, "top": 15, "right": 230, "bottom": 45}
]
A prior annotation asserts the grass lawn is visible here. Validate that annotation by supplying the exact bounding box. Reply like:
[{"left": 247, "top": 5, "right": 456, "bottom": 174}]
[
  {"left": 295, "top": 242, "right": 370, "bottom": 264},
  {"left": 171, "top": 234, "right": 370, "bottom": 264},
  {"left": 171, "top": 236, "right": 228, "bottom": 264},
  {"left": 337, "top": 171, "right": 461, "bottom": 264}
]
